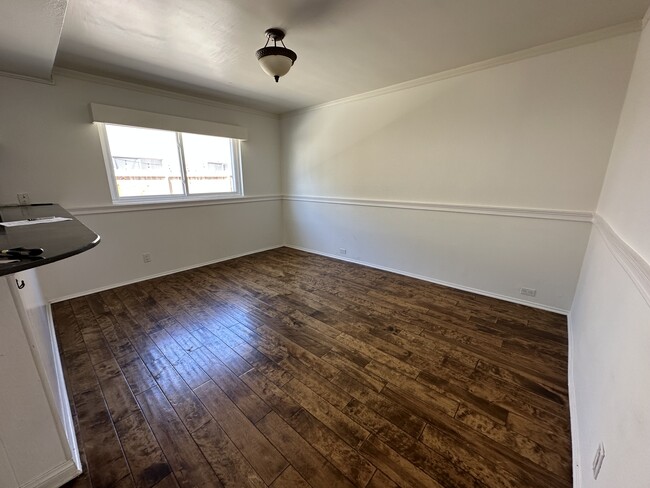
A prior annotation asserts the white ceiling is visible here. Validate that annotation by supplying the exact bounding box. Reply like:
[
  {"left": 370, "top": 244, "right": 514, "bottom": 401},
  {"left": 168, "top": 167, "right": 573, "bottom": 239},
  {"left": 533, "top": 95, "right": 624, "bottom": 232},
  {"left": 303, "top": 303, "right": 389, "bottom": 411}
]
[
  {"left": 2, "top": 0, "right": 650, "bottom": 113},
  {"left": 0, "top": 0, "right": 67, "bottom": 79}
]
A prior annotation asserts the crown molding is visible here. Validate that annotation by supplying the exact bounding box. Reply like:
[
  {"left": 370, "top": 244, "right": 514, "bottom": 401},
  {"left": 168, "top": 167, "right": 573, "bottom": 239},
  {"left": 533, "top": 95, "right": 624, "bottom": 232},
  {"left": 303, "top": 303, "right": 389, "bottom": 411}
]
[
  {"left": 0, "top": 69, "right": 54, "bottom": 85},
  {"left": 51, "top": 67, "right": 279, "bottom": 119},
  {"left": 68, "top": 194, "right": 282, "bottom": 216},
  {"left": 283, "top": 20, "right": 642, "bottom": 118},
  {"left": 284, "top": 195, "right": 593, "bottom": 222},
  {"left": 593, "top": 214, "right": 650, "bottom": 307}
]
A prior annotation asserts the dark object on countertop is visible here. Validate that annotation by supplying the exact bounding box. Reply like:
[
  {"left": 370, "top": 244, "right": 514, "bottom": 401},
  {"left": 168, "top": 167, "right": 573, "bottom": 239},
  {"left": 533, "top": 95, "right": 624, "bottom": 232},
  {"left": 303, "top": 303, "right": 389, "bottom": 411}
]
[{"left": 1, "top": 247, "right": 45, "bottom": 258}]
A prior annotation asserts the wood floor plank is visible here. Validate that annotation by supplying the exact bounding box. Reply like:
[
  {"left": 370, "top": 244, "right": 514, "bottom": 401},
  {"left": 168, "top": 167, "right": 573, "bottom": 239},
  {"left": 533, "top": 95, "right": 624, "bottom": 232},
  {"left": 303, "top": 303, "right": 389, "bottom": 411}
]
[
  {"left": 344, "top": 399, "right": 480, "bottom": 488},
  {"left": 116, "top": 351, "right": 158, "bottom": 396},
  {"left": 270, "top": 467, "right": 310, "bottom": 488},
  {"left": 151, "top": 359, "right": 212, "bottom": 433},
  {"left": 194, "top": 380, "right": 288, "bottom": 484},
  {"left": 114, "top": 411, "right": 172, "bottom": 488},
  {"left": 74, "top": 388, "right": 134, "bottom": 488},
  {"left": 191, "top": 419, "right": 266, "bottom": 488},
  {"left": 416, "top": 418, "right": 522, "bottom": 488},
  {"left": 278, "top": 354, "right": 352, "bottom": 409},
  {"left": 136, "top": 386, "right": 223, "bottom": 488},
  {"left": 282, "top": 377, "right": 370, "bottom": 448},
  {"left": 369, "top": 363, "right": 460, "bottom": 418},
  {"left": 239, "top": 368, "right": 302, "bottom": 421},
  {"left": 360, "top": 435, "right": 443, "bottom": 488},
  {"left": 190, "top": 347, "right": 271, "bottom": 423},
  {"left": 366, "top": 469, "right": 400, "bottom": 488},
  {"left": 419, "top": 420, "right": 570, "bottom": 488},
  {"left": 94, "top": 358, "right": 140, "bottom": 423},
  {"left": 151, "top": 474, "right": 180, "bottom": 488},
  {"left": 416, "top": 369, "right": 509, "bottom": 425},
  {"left": 288, "top": 408, "right": 377, "bottom": 486},
  {"left": 256, "top": 412, "right": 356, "bottom": 488},
  {"left": 331, "top": 370, "right": 426, "bottom": 439},
  {"left": 65, "top": 349, "right": 101, "bottom": 396},
  {"left": 233, "top": 341, "right": 293, "bottom": 387},
  {"left": 57, "top": 248, "right": 572, "bottom": 488},
  {"left": 454, "top": 405, "right": 571, "bottom": 478}
]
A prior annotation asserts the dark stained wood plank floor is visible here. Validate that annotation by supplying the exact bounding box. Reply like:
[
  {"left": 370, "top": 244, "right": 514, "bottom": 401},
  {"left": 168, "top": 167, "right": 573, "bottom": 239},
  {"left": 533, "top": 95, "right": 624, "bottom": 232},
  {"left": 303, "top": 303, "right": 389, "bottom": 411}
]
[{"left": 56, "top": 247, "right": 572, "bottom": 488}]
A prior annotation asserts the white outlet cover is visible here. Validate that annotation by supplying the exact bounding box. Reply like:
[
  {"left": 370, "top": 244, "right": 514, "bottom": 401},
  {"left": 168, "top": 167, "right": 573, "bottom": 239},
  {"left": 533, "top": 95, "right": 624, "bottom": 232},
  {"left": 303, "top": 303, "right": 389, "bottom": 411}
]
[{"left": 520, "top": 287, "right": 537, "bottom": 297}]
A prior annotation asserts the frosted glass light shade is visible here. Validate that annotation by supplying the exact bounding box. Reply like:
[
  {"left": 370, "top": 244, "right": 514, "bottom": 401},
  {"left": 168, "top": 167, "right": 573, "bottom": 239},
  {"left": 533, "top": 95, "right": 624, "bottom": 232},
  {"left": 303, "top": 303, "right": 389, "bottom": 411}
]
[
  {"left": 255, "top": 42, "right": 297, "bottom": 82},
  {"left": 258, "top": 55, "right": 293, "bottom": 80}
]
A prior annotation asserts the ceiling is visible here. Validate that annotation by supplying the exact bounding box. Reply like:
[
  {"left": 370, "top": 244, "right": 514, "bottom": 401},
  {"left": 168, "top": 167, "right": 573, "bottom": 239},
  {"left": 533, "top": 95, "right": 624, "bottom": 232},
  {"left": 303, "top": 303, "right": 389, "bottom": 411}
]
[{"left": 2, "top": 0, "right": 650, "bottom": 113}]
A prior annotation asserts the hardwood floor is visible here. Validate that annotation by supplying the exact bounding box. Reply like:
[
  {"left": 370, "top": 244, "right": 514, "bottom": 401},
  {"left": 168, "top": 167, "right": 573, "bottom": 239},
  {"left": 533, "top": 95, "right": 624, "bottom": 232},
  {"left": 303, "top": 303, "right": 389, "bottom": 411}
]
[{"left": 55, "top": 247, "right": 572, "bottom": 488}]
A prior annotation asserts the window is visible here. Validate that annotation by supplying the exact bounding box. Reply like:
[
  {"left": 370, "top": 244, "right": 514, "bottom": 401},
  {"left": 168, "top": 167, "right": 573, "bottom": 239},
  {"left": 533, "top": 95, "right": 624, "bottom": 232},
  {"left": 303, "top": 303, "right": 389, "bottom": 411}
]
[{"left": 91, "top": 104, "right": 247, "bottom": 204}]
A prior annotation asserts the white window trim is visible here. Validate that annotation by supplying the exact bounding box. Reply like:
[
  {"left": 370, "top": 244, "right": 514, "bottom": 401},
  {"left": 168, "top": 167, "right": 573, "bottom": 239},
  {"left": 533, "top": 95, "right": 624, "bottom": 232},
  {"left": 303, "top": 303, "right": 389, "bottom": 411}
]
[
  {"left": 91, "top": 103, "right": 247, "bottom": 205},
  {"left": 90, "top": 103, "right": 248, "bottom": 140}
]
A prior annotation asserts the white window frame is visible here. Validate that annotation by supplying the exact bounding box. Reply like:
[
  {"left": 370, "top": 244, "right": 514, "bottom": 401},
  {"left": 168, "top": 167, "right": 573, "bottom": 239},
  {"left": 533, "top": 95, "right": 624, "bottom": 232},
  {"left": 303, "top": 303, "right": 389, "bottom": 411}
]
[{"left": 91, "top": 104, "right": 247, "bottom": 205}]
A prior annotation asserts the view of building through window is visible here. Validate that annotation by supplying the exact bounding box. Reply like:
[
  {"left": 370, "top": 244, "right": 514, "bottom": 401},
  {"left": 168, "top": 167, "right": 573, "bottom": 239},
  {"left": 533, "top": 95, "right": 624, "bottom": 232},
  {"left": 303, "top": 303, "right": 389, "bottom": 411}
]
[
  {"left": 181, "top": 132, "right": 234, "bottom": 194},
  {"left": 104, "top": 124, "right": 238, "bottom": 199}
]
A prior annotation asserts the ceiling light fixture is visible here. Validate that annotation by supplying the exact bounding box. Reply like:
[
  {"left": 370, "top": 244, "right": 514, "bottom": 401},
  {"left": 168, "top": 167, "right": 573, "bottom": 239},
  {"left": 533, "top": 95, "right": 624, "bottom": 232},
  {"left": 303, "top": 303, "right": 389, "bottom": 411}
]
[{"left": 255, "top": 28, "right": 297, "bottom": 83}]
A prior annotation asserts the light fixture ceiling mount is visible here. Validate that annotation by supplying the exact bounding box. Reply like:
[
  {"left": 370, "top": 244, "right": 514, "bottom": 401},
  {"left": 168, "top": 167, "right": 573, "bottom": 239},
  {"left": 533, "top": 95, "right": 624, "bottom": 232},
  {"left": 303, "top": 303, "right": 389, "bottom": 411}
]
[{"left": 255, "top": 28, "right": 297, "bottom": 83}]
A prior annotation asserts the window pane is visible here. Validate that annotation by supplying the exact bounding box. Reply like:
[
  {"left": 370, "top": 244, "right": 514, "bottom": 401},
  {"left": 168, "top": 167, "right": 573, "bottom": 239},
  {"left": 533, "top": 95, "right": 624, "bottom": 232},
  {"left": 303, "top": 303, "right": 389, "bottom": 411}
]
[
  {"left": 105, "top": 124, "right": 183, "bottom": 197},
  {"left": 181, "top": 133, "right": 236, "bottom": 194}
]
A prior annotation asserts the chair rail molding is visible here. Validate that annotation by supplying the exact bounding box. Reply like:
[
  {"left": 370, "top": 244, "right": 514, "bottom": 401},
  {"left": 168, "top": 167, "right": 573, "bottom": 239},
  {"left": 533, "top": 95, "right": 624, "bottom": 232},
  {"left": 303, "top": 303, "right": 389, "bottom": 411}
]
[
  {"left": 593, "top": 213, "right": 650, "bottom": 306},
  {"left": 284, "top": 195, "right": 594, "bottom": 222}
]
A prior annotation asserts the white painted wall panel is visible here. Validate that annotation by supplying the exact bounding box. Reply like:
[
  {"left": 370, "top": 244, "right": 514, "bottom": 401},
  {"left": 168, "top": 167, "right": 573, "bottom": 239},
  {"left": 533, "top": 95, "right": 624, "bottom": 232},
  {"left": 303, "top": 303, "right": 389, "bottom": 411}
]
[
  {"left": 597, "top": 18, "right": 650, "bottom": 262},
  {"left": 0, "top": 73, "right": 282, "bottom": 301},
  {"left": 0, "top": 439, "right": 17, "bottom": 488},
  {"left": 570, "top": 229, "right": 650, "bottom": 487},
  {"left": 282, "top": 33, "right": 638, "bottom": 210},
  {"left": 38, "top": 199, "right": 283, "bottom": 301},
  {"left": 0, "top": 74, "right": 280, "bottom": 207},
  {"left": 0, "top": 277, "right": 67, "bottom": 485},
  {"left": 285, "top": 200, "right": 591, "bottom": 312},
  {"left": 281, "top": 33, "right": 638, "bottom": 310},
  {"left": 569, "top": 13, "right": 650, "bottom": 487}
]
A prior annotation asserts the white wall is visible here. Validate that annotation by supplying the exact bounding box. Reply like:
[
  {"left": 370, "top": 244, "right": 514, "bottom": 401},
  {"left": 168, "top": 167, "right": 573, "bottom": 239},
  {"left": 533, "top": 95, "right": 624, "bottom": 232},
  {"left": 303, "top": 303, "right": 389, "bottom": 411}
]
[
  {"left": 281, "top": 33, "right": 639, "bottom": 312},
  {"left": 569, "top": 14, "right": 650, "bottom": 487},
  {"left": 0, "top": 72, "right": 283, "bottom": 301}
]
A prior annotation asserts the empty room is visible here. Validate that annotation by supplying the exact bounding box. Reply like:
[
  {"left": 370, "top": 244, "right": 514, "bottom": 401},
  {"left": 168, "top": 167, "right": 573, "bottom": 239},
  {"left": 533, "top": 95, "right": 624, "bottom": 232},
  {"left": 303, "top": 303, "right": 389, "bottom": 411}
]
[{"left": 1, "top": 1, "right": 649, "bottom": 487}]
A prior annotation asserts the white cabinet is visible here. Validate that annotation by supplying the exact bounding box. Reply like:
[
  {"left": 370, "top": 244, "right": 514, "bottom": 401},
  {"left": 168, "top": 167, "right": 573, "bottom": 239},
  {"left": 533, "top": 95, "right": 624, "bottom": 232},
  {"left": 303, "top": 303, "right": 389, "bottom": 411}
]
[{"left": 0, "top": 269, "right": 80, "bottom": 488}]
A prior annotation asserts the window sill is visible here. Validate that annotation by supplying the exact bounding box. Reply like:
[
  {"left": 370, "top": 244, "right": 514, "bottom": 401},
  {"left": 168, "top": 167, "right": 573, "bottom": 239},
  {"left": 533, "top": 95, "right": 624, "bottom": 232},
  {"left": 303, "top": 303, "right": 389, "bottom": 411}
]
[{"left": 112, "top": 192, "right": 244, "bottom": 206}]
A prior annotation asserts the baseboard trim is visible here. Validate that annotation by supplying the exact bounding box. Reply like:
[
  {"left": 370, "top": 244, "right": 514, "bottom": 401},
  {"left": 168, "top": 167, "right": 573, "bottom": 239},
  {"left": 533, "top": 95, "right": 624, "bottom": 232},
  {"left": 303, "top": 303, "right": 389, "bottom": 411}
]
[
  {"left": 286, "top": 245, "right": 569, "bottom": 315},
  {"left": 284, "top": 195, "right": 593, "bottom": 222},
  {"left": 567, "top": 310, "right": 582, "bottom": 488},
  {"left": 20, "top": 459, "right": 80, "bottom": 488},
  {"left": 49, "top": 245, "right": 283, "bottom": 303}
]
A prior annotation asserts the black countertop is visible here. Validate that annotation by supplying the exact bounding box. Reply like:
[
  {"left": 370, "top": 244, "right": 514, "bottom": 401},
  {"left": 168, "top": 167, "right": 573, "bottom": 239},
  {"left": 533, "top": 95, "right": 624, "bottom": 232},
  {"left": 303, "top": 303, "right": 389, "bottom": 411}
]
[{"left": 0, "top": 204, "right": 100, "bottom": 276}]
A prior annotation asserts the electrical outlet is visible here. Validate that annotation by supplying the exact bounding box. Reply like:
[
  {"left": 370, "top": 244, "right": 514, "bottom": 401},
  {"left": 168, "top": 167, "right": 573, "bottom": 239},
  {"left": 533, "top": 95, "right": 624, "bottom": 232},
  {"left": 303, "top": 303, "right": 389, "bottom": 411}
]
[
  {"left": 339, "top": 248, "right": 347, "bottom": 255},
  {"left": 142, "top": 252, "right": 152, "bottom": 263},
  {"left": 520, "top": 287, "right": 537, "bottom": 297},
  {"left": 593, "top": 442, "right": 605, "bottom": 479},
  {"left": 17, "top": 193, "right": 30, "bottom": 205}
]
